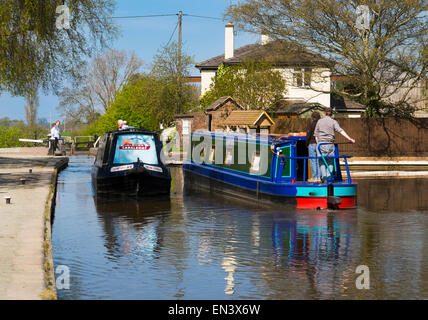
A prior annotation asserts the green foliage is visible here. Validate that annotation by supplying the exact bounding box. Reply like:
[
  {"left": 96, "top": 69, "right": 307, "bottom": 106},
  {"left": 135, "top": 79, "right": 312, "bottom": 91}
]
[
  {"left": 0, "top": 117, "right": 49, "bottom": 147},
  {"left": 83, "top": 42, "right": 200, "bottom": 136},
  {"left": 0, "top": 0, "right": 117, "bottom": 96},
  {"left": 200, "top": 60, "right": 286, "bottom": 111},
  {"left": 83, "top": 76, "right": 164, "bottom": 135},
  {"left": 151, "top": 42, "right": 199, "bottom": 116},
  {"left": 226, "top": 0, "right": 427, "bottom": 118},
  {"left": 0, "top": 127, "right": 25, "bottom": 148}
]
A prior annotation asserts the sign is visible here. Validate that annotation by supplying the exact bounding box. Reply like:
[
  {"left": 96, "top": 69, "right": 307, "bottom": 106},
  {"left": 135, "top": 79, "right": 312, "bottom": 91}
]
[
  {"left": 113, "top": 134, "right": 158, "bottom": 165},
  {"left": 111, "top": 164, "right": 134, "bottom": 172},
  {"left": 182, "top": 119, "right": 191, "bottom": 135},
  {"left": 144, "top": 164, "right": 163, "bottom": 173}
]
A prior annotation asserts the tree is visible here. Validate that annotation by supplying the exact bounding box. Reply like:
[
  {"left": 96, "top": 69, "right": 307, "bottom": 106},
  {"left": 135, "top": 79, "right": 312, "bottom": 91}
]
[
  {"left": 89, "top": 49, "right": 144, "bottom": 111},
  {"left": 0, "top": 0, "right": 117, "bottom": 96},
  {"left": 83, "top": 75, "right": 163, "bottom": 135},
  {"left": 57, "top": 49, "right": 143, "bottom": 132},
  {"left": 24, "top": 86, "right": 39, "bottom": 138},
  {"left": 226, "top": 0, "right": 428, "bottom": 117},
  {"left": 200, "top": 60, "right": 286, "bottom": 112},
  {"left": 151, "top": 42, "right": 199, "bottom": 116}
]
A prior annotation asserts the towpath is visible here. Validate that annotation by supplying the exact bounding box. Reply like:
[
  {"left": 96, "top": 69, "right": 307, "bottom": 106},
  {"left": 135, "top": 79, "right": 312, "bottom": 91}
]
[{"left": 0, "top": 147, "right": 67, "bottom": 299}]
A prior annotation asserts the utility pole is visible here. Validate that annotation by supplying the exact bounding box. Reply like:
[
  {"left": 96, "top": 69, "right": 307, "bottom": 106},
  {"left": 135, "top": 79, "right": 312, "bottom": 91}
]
[
  {"left": 176, "top": 11, "right": 183, "bottom": 115},
  {"left": 178, "top": 11, "right": 182, "bottom": 62}
]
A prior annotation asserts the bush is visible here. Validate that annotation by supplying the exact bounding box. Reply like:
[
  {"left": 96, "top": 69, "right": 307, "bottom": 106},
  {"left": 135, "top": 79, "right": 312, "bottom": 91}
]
[{"left": 0, "top": 127, "right": 26, "bottom": 148}]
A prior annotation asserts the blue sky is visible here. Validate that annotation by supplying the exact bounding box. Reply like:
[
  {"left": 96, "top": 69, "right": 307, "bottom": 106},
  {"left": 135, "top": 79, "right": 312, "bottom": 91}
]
[{"left": 0, "top": 0, "right": 259, "bottom": 122}]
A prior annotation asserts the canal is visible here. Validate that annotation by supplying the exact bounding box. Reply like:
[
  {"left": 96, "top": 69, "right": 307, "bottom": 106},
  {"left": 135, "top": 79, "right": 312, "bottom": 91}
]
[{"left": 52, "top": 155, "right": 428, "bottom": 299}]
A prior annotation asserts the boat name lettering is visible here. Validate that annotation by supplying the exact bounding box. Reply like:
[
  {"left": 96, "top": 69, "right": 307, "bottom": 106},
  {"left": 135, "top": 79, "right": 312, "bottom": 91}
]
[
  {"left": 119, "top": 144, "right": 150, "bottom": 151},
  {"left": 144, "top": 164, "right": 163, "bottom": 173},
  {"left": 111, "top": 164, "right": 134, "bottom": 172}
]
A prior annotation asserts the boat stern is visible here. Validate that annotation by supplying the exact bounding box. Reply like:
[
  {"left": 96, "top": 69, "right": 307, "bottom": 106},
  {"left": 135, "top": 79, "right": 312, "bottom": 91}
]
[{"left": 296, "top": 183, "right": 357, "bottom": 210}]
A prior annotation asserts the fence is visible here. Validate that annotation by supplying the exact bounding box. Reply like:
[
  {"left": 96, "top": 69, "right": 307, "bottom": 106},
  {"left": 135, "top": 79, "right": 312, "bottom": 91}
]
[{"left": 272, "top": 118, "right": 428, "bottom": 157}]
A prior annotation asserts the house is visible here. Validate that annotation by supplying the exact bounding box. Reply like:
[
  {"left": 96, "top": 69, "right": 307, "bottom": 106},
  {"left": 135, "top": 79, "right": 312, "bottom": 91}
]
[
  {"left": 331, "top": 73, "right": 428, "bottom": 118},
  {"left": 195, "top": 23, "right": 333, "bottom": 108},
  {"left": 223, "top": 110, "right": 275, "bottom": 134},
  {"left": 175, "top": 96, "right": 244, "bottom": 141}
]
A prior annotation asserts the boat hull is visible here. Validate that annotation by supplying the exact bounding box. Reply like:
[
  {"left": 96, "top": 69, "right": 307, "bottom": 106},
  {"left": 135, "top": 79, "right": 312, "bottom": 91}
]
[
  {"left": 92, "top": 167, "right": 171, "bottom": 197},
  {"left": 183, "top": 162, "right": 356, "bottom": 209}
]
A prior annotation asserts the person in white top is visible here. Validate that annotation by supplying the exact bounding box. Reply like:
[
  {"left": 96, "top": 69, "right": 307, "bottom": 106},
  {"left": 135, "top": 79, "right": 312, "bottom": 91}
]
[
  {"left": 50, "top": 120, "right": 61, "bottom": 152},
  {"left": 118, "top": 119, "right": 133, "bottom": 130},
  {"left": 117, "top": 119, "right": 124, "bottom": 130}
]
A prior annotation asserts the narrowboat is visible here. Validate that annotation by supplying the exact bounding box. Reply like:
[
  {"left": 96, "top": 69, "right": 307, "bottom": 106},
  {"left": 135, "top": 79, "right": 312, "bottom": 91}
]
[
  {"left": 183, "top": 131, "right": 357, "bottom": 209},
  {"left": 91, "top": 128, "right": 171, "bottom": 196}
]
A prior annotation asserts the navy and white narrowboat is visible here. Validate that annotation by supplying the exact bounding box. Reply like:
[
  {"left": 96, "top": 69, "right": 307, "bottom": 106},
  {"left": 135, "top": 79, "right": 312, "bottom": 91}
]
[
  {"left": 92, "top": 128, "right": 171, "bottom": 196},
  {"left": 183, "top": 131, "right": 357, "bottom": 209}
]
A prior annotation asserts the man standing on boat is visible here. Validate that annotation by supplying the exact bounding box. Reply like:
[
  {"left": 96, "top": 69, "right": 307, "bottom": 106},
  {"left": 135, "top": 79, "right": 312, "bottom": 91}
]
[
  {"left": 314, "top": 107, "right": 355, "bottom": 182},
  {"left": 306, "top": 111, "right": 321, "bottom": 183}
]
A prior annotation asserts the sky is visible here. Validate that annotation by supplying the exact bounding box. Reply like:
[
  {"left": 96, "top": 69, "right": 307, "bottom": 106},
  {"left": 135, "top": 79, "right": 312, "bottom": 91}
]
[{"left": 0, "top": 0, "right": 259, "bottom": 122}]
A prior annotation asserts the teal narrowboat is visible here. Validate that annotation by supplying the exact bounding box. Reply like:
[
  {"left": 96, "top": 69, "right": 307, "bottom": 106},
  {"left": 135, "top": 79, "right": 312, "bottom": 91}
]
[{"left": 183, "top": 131, "right": 357, "bottom": 209}]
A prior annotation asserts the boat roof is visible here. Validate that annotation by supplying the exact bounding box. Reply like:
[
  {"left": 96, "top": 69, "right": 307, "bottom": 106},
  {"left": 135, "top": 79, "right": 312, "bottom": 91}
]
[
  {"left": 105, "top": 128, "right": 158, "bottom": 136},
  {"left": 191, "top": 131, "right": 306, "bottom": 146}
]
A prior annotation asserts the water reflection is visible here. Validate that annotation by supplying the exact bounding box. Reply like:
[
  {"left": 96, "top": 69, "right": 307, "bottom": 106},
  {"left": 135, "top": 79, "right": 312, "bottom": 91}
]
[
  {"left": 357, "top": 178, "right": 428, "bottom": 212},
  {"left": 52, "top": 156, "right": 428, "bottom": 300},
  {"left": 94, "top": 196, "right": 171, "bottom": 262}
]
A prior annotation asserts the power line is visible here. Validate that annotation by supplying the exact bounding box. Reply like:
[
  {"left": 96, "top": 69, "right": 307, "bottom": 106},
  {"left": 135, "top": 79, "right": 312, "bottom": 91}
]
[
  {"left": 112, "top": 14, "right": 177, "bottom": 19},
  {"left": 112, "top": 13, "right": 223, "bottom": 21},
  {"left": 166, "top": 21, "right": 179, "bottom": 47},
  {"left": 184, "top": 14, "right": 223, "bottom": 21}
]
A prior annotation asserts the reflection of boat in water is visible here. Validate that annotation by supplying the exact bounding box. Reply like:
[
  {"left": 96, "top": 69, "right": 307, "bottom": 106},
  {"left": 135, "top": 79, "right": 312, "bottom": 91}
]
[
  {"left": 183, "top": 132, "right": 357, "bottom": 209},
  {"left": 94, "top": 195, "right": 171, "bottom": 219},
  {"left": 91, "top": 129, "right": 171, "bottom": 196},
  {"left": 94, "top": 195, "right": 171, "bottom": 259}
]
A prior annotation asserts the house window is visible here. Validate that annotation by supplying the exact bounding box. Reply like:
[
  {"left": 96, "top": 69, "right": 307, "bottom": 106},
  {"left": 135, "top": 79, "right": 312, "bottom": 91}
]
[{"left": 293, "top": 68, "right": 312, "bottom": 87}]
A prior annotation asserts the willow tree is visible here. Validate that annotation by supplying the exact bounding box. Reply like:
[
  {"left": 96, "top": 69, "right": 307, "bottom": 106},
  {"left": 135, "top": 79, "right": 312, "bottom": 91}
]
[
  {"left": 226, "top": 0, "right": 428, "bottom": 117},
  {"left": 0, "top": 0, "right": 117, "bottom": 96}
]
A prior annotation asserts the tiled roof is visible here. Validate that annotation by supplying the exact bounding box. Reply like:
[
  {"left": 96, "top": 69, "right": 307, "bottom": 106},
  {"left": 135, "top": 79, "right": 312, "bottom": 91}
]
[
  {"left": 205, "top": 96, "right": 244, "bottom": 112},
  {"left": 276, "top": 103, "right": 326, "bottom": 115},
  {"left": 331, "top": 93, "right": 366, "bottom": 111},
  {"left": 196, "top": 41, "right": 332, "bottom": 70},
  {"left": 223, "top": 110, "right": 274, "bottom": 126}
]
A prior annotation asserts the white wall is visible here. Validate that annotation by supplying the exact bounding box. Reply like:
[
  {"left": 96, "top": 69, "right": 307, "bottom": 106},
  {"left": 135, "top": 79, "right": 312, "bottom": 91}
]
[
  {"left": 277, "top": 67, "right": 331, "bottom": 107},
  {"left": 200, "top": 70, "right": 217, "bottom": 96},
  {"left": 200, "top": 67, "right": 332, "bottom": 107}
]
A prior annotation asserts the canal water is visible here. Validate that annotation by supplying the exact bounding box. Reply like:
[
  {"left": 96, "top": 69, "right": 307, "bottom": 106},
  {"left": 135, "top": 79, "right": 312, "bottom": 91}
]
[{"left": 52, "top": 155, "right": 428, "bottom": 299}]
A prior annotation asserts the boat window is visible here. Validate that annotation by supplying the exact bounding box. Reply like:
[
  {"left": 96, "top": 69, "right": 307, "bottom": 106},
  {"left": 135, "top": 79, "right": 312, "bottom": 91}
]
[
  {"left": 200, "top": 147, "right": 206, "bottom": 162},
  {"left": 209, "top": 146, "right": 215, "bottom": 163},
  {"left": 95, "top": 136, "right": 106, "bottom": 167},
  {"left": 250, "top": 151, "right": 261, "bottom": 174},
  {"left": 113, "top": 134, "right": 158, "bottom": 165},
  {"left": 224, "top": 149, "right": 233, "bottom": 165}
]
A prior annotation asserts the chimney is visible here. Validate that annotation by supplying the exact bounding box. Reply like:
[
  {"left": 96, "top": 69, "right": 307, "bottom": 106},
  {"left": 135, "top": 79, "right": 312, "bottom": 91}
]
[
  {"left": 261, "top": 34, "right": 270, "bottom": 45},
  {"left": 225, "top": 23, "right": 234, "bottom": 60}
]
